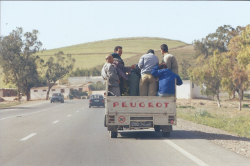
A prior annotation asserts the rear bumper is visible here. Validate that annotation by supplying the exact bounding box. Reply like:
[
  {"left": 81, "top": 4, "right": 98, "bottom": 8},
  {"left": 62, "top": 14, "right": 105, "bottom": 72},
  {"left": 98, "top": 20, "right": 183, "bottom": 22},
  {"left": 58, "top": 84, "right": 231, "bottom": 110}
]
[{"left": 89, "top": 102, "right": 105, "bottom": 106}]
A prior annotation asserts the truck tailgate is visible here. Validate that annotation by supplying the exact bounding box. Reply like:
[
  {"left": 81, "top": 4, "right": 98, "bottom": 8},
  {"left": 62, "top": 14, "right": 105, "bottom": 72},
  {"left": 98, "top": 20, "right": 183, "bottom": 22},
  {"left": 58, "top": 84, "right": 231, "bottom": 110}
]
[{"left": 106, "top": 96, "right": 176, "bottom": 115}]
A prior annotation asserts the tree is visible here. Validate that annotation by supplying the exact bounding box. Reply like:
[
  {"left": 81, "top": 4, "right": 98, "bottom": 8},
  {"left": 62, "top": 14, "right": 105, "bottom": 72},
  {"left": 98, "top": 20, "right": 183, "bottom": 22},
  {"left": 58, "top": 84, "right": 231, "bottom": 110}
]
[
  {"left": 224, "top": 25, "right": 250, "bottom": 110},
  {"left": 0, "top": 27, "right": 42, "bottom": 101},
  {"left": 89, "top": 82, "right": 106, "bottom": 91},
  {"left": 180, "top": 59, "right": 191, "bottom": 80},
  {"left": 188, "top": 50, "right": 224, "bottom": 107},
  {"left": 43, "top": 51, "right": 75, "bottom": 100},
  {"left": 69, "top": 67, "right": 101, "bottom": 77},
  {"left": 193, "top": 25, "right": 244, "bottom": 59}
]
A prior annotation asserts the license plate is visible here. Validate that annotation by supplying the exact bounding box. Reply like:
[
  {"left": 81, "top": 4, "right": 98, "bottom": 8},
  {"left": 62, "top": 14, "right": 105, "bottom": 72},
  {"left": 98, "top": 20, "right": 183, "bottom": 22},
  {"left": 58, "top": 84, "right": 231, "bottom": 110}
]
[
  {"left": 130, "top": 121, "right": 153, "bottom": 127},
  {"left": 94, "top": 100, "right": 99, "bottom": 102}
]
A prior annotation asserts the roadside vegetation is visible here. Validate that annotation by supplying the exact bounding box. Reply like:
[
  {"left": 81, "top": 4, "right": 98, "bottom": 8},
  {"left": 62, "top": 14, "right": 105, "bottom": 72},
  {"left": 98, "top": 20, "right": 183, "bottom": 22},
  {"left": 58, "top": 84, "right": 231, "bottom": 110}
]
[
  {"left": 0, "top": 101, "right": 21, "bottom": 109},
  {"left": 177, "top": 106, "right": 250, "bottom": 138}
]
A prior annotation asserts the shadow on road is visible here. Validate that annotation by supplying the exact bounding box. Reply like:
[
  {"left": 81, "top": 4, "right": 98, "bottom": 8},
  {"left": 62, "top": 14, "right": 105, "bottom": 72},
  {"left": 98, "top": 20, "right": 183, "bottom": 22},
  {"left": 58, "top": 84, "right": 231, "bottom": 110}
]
[
  {"left": 118, "top": 131, "right": 164, "bottom": 140},
  {"left": 117, "top": 130, "right": 250, "bottom": 142}
]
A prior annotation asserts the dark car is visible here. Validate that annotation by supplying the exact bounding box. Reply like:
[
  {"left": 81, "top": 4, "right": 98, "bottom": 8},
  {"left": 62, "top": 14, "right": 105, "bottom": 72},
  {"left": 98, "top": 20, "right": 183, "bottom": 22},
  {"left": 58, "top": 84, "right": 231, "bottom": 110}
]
[
  {"left": 89, "top": 94, "right": 105, "bottom": 108},
  {"left": 50, "top": 93, "right": 64, "bottom": 103}
]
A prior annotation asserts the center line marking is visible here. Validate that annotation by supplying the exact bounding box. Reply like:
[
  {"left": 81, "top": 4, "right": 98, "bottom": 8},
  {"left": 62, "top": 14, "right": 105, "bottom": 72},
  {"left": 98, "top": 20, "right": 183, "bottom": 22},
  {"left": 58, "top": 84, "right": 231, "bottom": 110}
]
[
  {"left": 68, "top": 114, "right": 72, "bottom": 117},
  {"left": 20, "top": 133, "right": 37, "bottom": 141},
  {"left": 163, "top": 140, "right": 209, "bottom": 166},
  {"left": 53, "top": 120, "right": 59, "bottom": 124}
]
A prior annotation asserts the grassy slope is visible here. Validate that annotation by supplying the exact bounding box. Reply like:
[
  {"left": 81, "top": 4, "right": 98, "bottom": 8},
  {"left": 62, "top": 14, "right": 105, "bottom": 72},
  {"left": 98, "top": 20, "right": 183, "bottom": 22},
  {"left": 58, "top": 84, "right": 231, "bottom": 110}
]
[
  {"left": 36, "top": 37, "right": 187, "bottom": 69},
  {"left": 1, "top": 37, "right": 192, "bottom": 88}
]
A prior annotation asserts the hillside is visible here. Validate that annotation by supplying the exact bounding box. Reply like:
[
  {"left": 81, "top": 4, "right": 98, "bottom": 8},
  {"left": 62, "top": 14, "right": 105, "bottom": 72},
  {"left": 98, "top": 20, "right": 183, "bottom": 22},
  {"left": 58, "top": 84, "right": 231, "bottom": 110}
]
[
  {"left": 35, "top": 37, "right": 188, "bottom": 69},
  {"left": 1, "top": 37, "right": 195, "bottom": 88}
]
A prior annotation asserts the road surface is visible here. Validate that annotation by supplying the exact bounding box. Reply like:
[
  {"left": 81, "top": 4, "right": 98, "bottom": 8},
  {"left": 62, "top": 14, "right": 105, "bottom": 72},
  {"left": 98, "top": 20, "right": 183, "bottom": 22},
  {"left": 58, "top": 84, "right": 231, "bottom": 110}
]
[{"left": 0, "top": 100, "right": 249, "bottom": 166}]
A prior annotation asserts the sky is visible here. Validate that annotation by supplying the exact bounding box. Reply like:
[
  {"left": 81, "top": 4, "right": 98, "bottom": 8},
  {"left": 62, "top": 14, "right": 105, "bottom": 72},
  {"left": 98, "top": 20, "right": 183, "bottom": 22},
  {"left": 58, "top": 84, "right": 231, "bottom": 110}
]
[{"left": 1, "top": 1, "right": 250, "bottom": 50}]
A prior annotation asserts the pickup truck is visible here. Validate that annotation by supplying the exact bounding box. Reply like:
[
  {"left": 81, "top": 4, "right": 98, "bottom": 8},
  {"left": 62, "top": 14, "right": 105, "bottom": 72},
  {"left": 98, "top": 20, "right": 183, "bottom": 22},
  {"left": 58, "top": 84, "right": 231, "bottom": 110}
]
[{"left": 104, "top": 79, "right": 177, "bottom": 138}]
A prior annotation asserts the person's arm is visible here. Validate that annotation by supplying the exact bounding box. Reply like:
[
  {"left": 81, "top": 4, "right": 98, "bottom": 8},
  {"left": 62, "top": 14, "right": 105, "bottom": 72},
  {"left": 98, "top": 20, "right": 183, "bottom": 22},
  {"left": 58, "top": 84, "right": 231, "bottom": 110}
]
[
  {"left": 176, "top": 75, "right": 183, "bottom": 85},
  {"left": 107, "top": 65, "right": 119, "bottom": 81},
  {"left": 151, "top": 65, "right": 164, "bottom": 77},
  {"left": 164, "top": 55, "right": 172, "bottom": 70},
  {"left": 115, "top": 66, "right": 128, "bottom": 80},
  {"left": 138, "top": 56, "right": 144, "bottom": 69}
]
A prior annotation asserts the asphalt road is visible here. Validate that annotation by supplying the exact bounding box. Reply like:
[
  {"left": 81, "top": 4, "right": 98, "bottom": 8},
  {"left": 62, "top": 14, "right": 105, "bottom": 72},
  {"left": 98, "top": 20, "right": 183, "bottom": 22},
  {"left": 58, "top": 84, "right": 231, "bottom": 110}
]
[{"left": 0, "top": 100, "right": 250, "bottom": 166}]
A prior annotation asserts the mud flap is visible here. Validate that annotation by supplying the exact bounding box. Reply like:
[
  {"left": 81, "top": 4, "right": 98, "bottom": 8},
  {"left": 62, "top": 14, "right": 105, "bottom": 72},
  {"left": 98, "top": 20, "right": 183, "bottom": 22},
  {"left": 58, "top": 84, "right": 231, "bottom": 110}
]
[{"left": 162, "top": 125, "right": 172, "bottom": 132}]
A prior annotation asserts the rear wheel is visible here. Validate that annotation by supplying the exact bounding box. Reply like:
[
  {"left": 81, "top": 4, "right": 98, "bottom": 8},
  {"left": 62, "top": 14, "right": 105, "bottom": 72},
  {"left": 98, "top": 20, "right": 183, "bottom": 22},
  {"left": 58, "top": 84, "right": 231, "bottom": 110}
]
[
  {"left": 111, "top": 132, "right": 117, "bottom": 138},
  {"left": 50, "top": 100, "right": 53, "bottom": 103},
  {"left": 89, "top": 106, "right": 91, "bottom": 108},
  {"left": 154, "top": 126, "right": 160, "bottom": 132},
  {"left": 104, "top": 115, "right": 107, "bottom": 127}
]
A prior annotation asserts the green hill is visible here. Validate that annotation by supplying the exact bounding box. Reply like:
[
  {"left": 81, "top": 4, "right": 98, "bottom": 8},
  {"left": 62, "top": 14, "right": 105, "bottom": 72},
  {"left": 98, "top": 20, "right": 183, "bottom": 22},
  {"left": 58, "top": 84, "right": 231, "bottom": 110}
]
[
  {"left": 36, "top": 37, "right": 188, "bottom": 69},
  {"left": 1, "top": 37, "right": 195, "bottom": 88}
]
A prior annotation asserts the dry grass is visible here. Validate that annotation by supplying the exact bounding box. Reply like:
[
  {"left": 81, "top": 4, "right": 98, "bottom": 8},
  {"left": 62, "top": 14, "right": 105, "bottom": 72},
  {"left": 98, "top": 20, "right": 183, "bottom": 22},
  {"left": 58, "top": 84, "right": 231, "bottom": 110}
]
[{"left": 177, "top": 97, "right": 250, "bottom": 138}]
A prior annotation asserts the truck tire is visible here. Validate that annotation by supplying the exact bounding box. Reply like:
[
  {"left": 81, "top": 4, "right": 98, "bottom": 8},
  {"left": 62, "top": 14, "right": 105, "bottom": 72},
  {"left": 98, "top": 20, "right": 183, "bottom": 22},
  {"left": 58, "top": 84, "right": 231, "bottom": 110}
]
[
  {"left": 104, "top": 115, "right": 107, "bottom": 127},
  {"left": 89, "top": 106, "right": 91, "bottom": 108},
  {"left": 162, "top": 132, "right": 170, "bottom": 137},
  {"left": 111, "top": 132, "right": 117, "bottom": 138},
  {"left": 154, "top": 126, "right": 160, "bottom": 132}
]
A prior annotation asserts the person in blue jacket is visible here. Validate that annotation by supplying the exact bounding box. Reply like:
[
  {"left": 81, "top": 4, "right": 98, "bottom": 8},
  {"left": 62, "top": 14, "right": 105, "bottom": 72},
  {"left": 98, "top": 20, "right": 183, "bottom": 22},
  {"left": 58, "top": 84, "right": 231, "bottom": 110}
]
[{"left": 151, "top": 63, "right": 183, "bottom": 97}]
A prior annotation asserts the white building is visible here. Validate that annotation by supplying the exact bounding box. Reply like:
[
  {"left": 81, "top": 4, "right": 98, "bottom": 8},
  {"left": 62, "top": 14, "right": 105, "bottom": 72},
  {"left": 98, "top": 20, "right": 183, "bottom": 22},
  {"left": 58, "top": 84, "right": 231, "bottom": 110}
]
[
  {"left": 30, "top": 84, "right": 91, "bottom": 100},
  {"left": 176, "top": 80, "right": 212, "bottom": 99}
]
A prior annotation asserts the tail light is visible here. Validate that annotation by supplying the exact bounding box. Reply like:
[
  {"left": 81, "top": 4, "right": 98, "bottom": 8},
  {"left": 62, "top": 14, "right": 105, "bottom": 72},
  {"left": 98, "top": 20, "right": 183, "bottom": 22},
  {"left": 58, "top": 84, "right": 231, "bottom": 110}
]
[
  {"left": 89, "top": 100, "right": 91, "bottom": 103},
  {"left": 169, "top": 116, "right": 175, "bottom": 124},
  {"left": 102, "top": 100, "right": 104, "bottom": 102},
  {"left": 108, "top": 116, "right": 115, "bottom": 123}
]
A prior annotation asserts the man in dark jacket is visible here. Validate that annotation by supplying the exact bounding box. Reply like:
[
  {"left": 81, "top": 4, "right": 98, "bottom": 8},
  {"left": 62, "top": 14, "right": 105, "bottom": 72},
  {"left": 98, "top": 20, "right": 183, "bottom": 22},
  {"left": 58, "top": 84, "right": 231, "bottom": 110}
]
[
  {"left": 111, "top": 46, "right": 135, "bottom": 95},
  {"left": 151, "top": 63, "right": 183, "bottom": 97}
]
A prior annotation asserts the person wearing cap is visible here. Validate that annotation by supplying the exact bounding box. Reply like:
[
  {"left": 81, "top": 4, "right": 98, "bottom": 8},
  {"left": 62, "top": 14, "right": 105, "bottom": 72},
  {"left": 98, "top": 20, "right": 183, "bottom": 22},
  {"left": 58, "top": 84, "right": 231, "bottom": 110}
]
[
  {"left": 161, "top": 44, "right": 179, "bottom": 75},
  {"left": 101, "top": 55, "right": 120, "bottom": 96},
  {"left": 151, "top": 63, "right": 183, "bottom": 97},
  {"left": 111, "top": 46, "right": 135, "bottom": 95},
  {"left": 138, "top": 49, "right": 159, "bottom": 96}
]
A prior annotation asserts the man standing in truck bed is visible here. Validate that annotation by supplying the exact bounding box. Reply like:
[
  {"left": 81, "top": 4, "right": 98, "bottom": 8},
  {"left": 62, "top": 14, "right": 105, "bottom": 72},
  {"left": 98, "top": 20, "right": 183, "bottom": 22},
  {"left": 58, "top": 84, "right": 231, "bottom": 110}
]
[{"left": 161, "top": 44, "right": 179, "bottom": 75}]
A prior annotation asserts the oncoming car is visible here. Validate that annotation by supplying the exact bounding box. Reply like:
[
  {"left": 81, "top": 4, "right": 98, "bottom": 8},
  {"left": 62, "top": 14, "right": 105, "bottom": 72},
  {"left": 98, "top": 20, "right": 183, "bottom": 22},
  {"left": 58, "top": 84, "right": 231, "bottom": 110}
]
[
  {"left": 50, "top": 93, "right": 64, "bottom": 103},
  {"left": 89, "top": 94, "right": 105, "bottom": 108}
]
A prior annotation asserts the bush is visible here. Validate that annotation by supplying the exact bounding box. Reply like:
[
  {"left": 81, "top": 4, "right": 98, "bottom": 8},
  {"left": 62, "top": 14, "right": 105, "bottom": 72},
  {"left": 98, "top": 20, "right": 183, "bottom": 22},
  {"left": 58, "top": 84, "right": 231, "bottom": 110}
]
[
  {"left": 179, "top": 105, "right": 195, "bottom": 109},
  {"left": 70, "top": 89, "right": 88, "bottom": 98},
  {"left": 195, "top": 109, "right": 212, "bottom": 118},
  {"left": 243, "top": 104, "right": 249, "bottom": 108},
  {"left": 89, "top": 82, "right": 106, "bottom": 90}
]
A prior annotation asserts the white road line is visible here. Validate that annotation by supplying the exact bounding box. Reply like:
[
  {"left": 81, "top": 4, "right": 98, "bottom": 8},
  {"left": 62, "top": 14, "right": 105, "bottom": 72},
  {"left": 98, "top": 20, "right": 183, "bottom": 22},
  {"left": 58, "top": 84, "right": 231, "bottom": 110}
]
[
  {"left": 20, "top": 133, "right": 37, "bottom": 141},
  {"left": 68, "top": 114, "right": 72, "bottom": 117},
  {"left": 53, "top": 120, "right": 59, "bottom": 124},
  {"left": 0, "top": 104, "right": 67, "bottom": 121},
  {"left": 76, "top": 111, "right": 79, "bottom": 113},
  {"left": 163, "top": 140, "right": 209, "bottom": 166}
]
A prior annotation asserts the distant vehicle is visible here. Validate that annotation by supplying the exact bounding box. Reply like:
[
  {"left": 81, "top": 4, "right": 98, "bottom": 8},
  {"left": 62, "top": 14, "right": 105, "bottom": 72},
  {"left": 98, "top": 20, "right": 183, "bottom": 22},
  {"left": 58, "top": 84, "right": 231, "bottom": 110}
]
[
  {"left": 89, "top": 94, "right": 105, "bottom": 108},
  {"left": 50, "top": 93, "right": 64, "bottom": 103}
]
